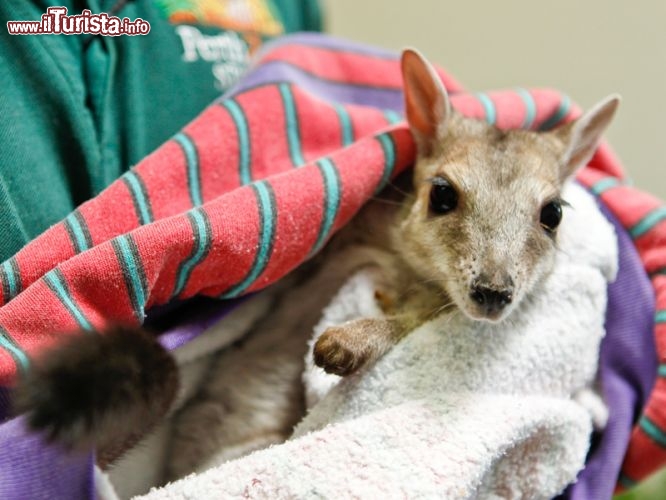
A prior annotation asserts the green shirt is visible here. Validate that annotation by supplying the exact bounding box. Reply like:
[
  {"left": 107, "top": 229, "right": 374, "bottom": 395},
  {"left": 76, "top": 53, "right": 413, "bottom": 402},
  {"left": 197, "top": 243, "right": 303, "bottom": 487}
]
[{"left": 0, "top": 0, "right": 321, "bottom": 260}]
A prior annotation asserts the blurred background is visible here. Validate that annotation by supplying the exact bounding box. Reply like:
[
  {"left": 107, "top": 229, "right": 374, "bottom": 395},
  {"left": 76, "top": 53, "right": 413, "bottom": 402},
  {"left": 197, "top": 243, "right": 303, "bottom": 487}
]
[
  {"left": 324, "top": 0, "right": 666, "bottom": 201},
  {"left": 325, "top": 1, "right": 666, "bottom": 498}
]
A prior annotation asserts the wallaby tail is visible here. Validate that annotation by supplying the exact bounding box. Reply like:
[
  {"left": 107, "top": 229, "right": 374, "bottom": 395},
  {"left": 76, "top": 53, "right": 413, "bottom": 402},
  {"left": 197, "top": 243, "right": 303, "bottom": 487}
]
[{"left": 13, "top": 326, "right": 178, "bottom": 467}]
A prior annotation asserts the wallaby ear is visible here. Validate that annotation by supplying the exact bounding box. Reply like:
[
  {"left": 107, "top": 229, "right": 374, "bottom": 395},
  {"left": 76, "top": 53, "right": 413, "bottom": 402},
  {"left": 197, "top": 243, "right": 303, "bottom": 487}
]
[
  {"left": 555, "top": 95, "right": 620, "bottom": 180},
  {"left": 401, "top": 48, "right": 451, "bottom": 157}
]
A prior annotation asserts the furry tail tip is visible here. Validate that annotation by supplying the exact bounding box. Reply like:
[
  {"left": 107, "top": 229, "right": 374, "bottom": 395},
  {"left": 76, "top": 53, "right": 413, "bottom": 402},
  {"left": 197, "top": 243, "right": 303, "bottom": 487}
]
[{"left": 13, "top": 326, "right": 178, "bottom": 462}]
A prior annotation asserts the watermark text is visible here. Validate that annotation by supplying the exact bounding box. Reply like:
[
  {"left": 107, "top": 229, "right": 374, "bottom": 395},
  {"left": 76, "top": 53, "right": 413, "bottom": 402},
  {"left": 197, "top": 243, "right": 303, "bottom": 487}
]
[{"left": 7, "top": 7, "right": 150, "bottom": 36}]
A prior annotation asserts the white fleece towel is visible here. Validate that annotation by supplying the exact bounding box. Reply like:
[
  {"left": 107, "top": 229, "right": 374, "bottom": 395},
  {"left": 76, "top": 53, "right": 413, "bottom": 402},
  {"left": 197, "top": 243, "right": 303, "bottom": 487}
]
[{"left": 137, "top": 182, "right": 617, "bottom": 499}]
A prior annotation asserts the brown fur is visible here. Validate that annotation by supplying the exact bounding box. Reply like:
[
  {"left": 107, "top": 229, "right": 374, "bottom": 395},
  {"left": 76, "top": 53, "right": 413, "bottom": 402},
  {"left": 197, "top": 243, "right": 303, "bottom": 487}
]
[
  {"left": 13, "top": 326, "right": 177, "bottom": 467},
  {"left": 314, "top": 49, "right": 619, "bottom": 376}
]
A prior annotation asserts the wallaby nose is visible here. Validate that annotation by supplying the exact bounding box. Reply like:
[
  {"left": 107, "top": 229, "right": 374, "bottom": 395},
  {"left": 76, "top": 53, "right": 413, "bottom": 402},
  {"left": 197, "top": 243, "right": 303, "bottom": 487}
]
[{"left": 470, "top": 285, "right": 513, "bottom": 315}]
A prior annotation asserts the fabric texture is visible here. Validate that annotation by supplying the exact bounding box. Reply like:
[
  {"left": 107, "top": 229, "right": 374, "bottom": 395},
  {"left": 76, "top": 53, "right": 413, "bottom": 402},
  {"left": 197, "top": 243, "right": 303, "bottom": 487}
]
[
  {"left": 0, "top": 0, "right": 321, "bottom": 259},
  {"left": 0, "top": 32, "right": 664, "bottom": 497},
  {"left": 559, "top": 201, "right": 657, "bottom": 500},
  {"left": 138, "top": 181, "right": 616, "bottom": 499}
]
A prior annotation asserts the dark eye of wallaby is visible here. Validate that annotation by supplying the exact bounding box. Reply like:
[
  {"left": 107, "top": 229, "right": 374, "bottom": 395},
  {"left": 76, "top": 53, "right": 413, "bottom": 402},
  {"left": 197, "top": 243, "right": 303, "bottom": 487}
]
[
  {"left": 540, "top": 201, "right": 562, "bottom": 233},
  {"left": 429, "top": 180, "right": 458, "bottom": 214}
]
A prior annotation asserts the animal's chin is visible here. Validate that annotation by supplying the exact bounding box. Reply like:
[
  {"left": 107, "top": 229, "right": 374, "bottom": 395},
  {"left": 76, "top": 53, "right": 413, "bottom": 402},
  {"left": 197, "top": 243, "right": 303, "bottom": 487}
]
[{"left": 463, "top": 308, "right": 510, "bottom": 324}]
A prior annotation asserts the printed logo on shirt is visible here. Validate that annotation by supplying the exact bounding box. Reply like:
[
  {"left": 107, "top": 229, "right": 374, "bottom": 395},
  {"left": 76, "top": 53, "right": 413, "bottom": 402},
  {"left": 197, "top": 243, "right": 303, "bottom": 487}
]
[
  {"left": 174, "top": 25, "right": 249, "bottom": 90},
  {"left": 155, "top": 0, "right": 283, "bottom": 36}
]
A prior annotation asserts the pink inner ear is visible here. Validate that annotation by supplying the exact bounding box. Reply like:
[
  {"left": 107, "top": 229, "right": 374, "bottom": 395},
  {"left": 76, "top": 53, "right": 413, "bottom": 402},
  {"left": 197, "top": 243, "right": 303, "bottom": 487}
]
[{"left": 404, "top": 55, "right": 443, "bottom": 139}]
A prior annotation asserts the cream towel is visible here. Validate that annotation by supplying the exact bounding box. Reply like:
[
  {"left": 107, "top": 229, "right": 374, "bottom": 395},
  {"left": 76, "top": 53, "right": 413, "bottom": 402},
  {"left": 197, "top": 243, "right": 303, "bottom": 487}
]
[{"left": 137, "top": 182, "right": 617, "bottom": 499}]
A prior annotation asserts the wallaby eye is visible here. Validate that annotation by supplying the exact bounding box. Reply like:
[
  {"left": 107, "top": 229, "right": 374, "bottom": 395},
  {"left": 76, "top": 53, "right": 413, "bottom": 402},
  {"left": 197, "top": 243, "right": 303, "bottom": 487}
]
[
  {"left": 540, "top": 200, "right": 562, "bottom": 233},
  {"left": 429, "top": 179, "right": 458, "bottom": 214}
]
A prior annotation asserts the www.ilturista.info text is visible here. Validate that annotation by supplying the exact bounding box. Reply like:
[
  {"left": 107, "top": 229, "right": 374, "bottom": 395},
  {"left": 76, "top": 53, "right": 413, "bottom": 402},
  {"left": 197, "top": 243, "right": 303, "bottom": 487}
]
[{"left": 7, "top": 7, "right": 150, "bottom": 36}]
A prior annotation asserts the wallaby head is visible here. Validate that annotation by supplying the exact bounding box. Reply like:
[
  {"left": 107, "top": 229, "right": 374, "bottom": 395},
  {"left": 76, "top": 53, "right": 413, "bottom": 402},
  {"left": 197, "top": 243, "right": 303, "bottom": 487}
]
[{"left": 395, "top": 49, "right": 619, "bottom": 323}]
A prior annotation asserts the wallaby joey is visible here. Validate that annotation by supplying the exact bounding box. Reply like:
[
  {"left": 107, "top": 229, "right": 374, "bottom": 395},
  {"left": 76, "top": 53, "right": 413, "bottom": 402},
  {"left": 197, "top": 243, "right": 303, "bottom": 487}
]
[{"left": 313, "top": 48, "right": 619, "bottom": 377}]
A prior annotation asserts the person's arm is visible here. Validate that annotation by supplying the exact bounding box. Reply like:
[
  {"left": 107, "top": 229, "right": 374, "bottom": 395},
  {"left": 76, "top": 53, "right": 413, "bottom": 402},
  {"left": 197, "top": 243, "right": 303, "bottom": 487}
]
[{"left": 0, "top": 0, "right": 323, "bottom": 261}]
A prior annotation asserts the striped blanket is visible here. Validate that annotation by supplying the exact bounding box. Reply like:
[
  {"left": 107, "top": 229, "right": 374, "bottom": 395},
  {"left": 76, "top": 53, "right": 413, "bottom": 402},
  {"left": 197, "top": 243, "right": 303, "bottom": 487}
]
[{"left": 0, "top": 33, "right": 664, "bottom": 498}]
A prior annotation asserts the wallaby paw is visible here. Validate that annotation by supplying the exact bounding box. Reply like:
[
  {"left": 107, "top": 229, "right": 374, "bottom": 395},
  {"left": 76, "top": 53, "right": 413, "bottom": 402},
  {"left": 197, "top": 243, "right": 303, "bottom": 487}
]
[{"left": 313, "top": 326, "right": 369, "bottom": 376}]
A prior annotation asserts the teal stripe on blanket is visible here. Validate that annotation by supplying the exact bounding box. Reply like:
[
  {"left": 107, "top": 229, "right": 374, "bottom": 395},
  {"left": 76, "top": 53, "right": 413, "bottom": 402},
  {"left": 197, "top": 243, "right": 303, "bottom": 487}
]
[
  {"left": 639, "top": 415, "right": 666, "bottom": 448},
  {"left": 539, "top": 95, "right": 570, "bottom": 131},
  {"left": 0, "top": 327, "right": 29, "bottom": 374},
  {"left": 222, "top": 99, "right": 252, "bottom": 185},
  {"left": 173, "top": 208, "right": 213, "bottom": 297},
  {"left": 590, "top": 177, "right": 621, "bottom": 196},
  {"left": 123, "top": 171, "right": 154, "bottom": 225},
  {"left": 1, "top": 258, "right": 21, "bottom": 302},
  {"left": 44, "top": 269, "right": 93, "bottom": 331},
  {"left": 220, "top": 181, "right": 277, "bottom": 298},
  {"left": 629, "top": 207, "right": 666, "bottom": 239},
  {"left": 383, "top": 109, "right": 402, "bottom": 125},
  {"left": 476, "top": 92, "right": 496, "bottom": 125},
  {"left": 656, "top": 310, "right": 666, "bottom": 324},
  {"left": 334, "top": 104, "right": 354, "bottom": 146},
  {"left": 174, "top": 132, "right": 203, "bottom": 206},
  {"left": 658, "top": 364, "right": 666, "bottom": 378},
  {"left": 112, "top": 235, "right": 148, "bottom": 322},
  {"left": 375, "top": 132, "right": 397, "bottom": 194},
  {"left": 515, "top": 88, "right": 536, "bottom": 129},
  {"left": 310, "top": 158, "right": 342, "bottom": 255},
  {"left": 279, "top": 84, "right": 305, "bottom": 167},
  {"left": 64, "top": 210, "right": 93, "bottom": 253}
]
